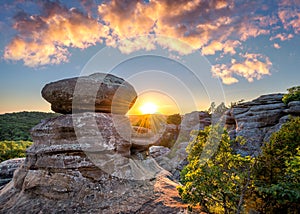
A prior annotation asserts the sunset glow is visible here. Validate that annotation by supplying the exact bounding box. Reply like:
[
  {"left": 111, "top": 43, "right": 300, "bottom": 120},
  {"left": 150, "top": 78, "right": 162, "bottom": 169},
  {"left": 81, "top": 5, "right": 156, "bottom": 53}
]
[
  {"left": 139, "top": 102, "right": 158, "bottom": 115},
  {"left": 0, "top": 1, "right": 299, "bottom": 115}
]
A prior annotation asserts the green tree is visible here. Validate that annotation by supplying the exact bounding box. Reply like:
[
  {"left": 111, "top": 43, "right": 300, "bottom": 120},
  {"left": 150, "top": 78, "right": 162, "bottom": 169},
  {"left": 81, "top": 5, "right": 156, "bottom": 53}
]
[
  {"left": 166, "top": 113, "right": 182, "bottom": 126},
  {"left": 248, "top": 117, "right": 300, "bottom": 213},
  {"left": 0, "top": 111, "right": 59, "bottom": 141},
  {"left": 178, "top": 125, "right": 254, "bottom": 213},
  {"left": 282, "top": 86, "right": 300, "bottom": 104},
  {"left": 0, "top": 141, "right": 32, "bottom": 162}
]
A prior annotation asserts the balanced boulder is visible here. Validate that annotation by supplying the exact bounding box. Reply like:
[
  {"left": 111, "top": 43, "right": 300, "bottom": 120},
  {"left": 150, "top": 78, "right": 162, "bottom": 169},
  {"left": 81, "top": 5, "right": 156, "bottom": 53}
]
[{"left": 42, "top": 73, "right": 137, "bottom": 114}]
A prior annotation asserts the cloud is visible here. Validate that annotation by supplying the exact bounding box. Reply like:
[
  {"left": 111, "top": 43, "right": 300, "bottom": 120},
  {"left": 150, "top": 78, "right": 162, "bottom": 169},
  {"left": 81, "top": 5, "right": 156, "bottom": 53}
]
[
  {"left": 212, "top": 53, "right": 272, "bottom": 84},
  {"left": 2, "top": 0, "right": 299, "bottom": 84},
  {"left": 201, "top": 40, "right": 241, "bottom": 55},
  {"left": 273, "top": 43, "right": 281, "bottom": 49},
  {"left": 278, "top": 4, "right": 300, "bottom": 34},
  {"left": 4, "top": 1, "right": 108, "bottom": 66},
  {"left": 270, "top": 33, "right": 293, "bottom": 41}
]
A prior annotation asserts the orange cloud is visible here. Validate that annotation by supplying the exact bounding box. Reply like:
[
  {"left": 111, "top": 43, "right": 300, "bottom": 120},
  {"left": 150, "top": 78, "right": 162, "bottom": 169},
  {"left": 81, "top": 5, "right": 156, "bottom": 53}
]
[
  {"left": 4, "top": 2, "right": 108, "bottom": 66},
  {"left": 212, "top": 53, "right": 272, "bottom": 84},
  {"left": 3, "top": 0, "right": 298, "bottom": 84},
  {"left": 202, "top": 40, "right": 240, "bottom": 55}
]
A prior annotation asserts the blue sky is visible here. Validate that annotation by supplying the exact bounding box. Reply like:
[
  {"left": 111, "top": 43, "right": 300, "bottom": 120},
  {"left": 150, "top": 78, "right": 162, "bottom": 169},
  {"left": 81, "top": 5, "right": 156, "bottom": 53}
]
[{"left": 0, "top": 0, "right": 300, "bottom": 114}]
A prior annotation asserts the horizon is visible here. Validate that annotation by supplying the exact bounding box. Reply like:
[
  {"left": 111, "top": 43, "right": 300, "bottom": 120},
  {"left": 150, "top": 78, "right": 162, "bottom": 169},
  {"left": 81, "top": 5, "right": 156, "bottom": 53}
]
[{"left": 1, "top": 1, "right": 300, "bottom": 115}]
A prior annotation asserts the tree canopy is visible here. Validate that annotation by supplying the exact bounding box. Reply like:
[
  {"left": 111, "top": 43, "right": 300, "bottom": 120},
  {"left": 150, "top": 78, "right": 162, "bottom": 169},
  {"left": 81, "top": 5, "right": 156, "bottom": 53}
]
[
  {"left": 0, "top": 111, "right": 59, "bottom": 141},
  {"left": 282, "top": 86, "right": 300, "bottom": 104},
  {"left": 178, "top": 125, "right": 254, "bottom": 213},
  {"left": 178, "top": 117, "right": 300, "bottom": 214}
]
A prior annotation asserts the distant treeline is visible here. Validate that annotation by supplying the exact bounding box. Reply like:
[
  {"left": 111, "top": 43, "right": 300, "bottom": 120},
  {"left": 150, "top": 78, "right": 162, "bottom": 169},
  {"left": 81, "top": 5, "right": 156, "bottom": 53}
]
[{"left": 0, "top": 111, "right": 59, "bottom": 141}]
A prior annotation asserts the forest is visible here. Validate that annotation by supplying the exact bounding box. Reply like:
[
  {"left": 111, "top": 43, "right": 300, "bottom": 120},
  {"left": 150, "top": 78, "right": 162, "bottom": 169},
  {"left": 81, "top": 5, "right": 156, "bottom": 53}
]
[
  {"left": 0, "top": 111, "right": 59, "bottom": 161},
  {"left": 0, "top": 111, "right": 59, "bottom": 141}
]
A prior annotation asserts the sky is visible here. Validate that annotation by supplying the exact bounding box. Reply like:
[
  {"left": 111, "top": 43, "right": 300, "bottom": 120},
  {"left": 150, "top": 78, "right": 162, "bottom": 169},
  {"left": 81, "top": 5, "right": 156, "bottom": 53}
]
[{"left": 0, "top": 0, "right": 300, "bottom": 115}]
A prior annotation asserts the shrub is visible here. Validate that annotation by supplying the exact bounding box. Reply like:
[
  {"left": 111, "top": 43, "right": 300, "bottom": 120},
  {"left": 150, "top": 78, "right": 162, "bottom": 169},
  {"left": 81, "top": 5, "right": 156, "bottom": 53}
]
[
  {"left": 248, "top": 117, "right": 300, "bottom": 213},
  {"left": 0, "top": 141, "right": 32, "bottom": 162},
  {"left": 282, "top": 86, "right": 300, "bottom": 104}
]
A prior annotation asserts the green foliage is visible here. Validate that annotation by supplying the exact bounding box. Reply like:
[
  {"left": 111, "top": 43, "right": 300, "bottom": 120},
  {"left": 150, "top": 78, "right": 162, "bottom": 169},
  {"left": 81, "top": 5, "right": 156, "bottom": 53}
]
[
  {"left": 0, "top": 111, "right": 59, "bottom": 141},
  {"left": 0, "top": 141, "right": 32, "bottom": 162},
  {"left": 166, "top": 113, "right": 182, "bottom": 125},
  {"left": 248, "top": 117, "right": 300, "bottom": 213},
  {"left": 282, "top": 86, "right": 300, "bottom": 104},
  {"left": 178, "top": 125, "right": 254, "bottom": 213}
]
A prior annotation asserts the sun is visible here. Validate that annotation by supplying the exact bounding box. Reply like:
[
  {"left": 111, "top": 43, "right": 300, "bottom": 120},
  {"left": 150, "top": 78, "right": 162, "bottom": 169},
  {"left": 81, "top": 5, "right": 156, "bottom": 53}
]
[{"left": 139, "top": 102, "right": 158, "bottom": 114}]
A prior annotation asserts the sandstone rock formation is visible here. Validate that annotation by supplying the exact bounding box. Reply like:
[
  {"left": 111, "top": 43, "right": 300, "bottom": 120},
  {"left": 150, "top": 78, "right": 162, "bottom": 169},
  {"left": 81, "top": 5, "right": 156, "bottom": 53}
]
[
  {"left": 179, "top": 111, "right": 211, "bottom": 140},
  {"left": 0, "top": 112, "right": 198, "bottom": 213},
  {"left": 151, "top": 94, "right": 300, "bottom": 176},
  {"left": 225, "top": 93, "right": 299, "bottom": 156},
  {"left": 0, "top": 158, "right": 25, "bottom": 189},
  {"left": 42, "top": 73, "right": 137, "bottom": 114},
  {"left": 0, "top": 73, "right": 198, "bottom": 213}
]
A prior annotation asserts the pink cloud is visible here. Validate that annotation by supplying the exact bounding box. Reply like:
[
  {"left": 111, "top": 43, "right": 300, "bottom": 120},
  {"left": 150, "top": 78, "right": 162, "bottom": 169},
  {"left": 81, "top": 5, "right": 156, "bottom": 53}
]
[
  {"left": 278, "top": 7, "right": 300, "bottom": 33},
  {"left": 270, "top": 33, "right": 293, "bottom": 41},
  {"left": 273, "top": 43, "right": 281, "bottom": 49}
]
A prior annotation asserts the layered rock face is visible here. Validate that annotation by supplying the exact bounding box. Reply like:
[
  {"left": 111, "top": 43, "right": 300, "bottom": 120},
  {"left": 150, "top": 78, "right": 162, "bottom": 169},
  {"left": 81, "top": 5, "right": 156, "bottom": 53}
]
[
  {"left": 42, "top": 73, "right": 137, "bottom": 114},
  {"left": 225, "top": 94, "right": 300, "bottom": 156},
  {"left": 0, "top": 73, "right": 194, "bottom": 213},
  {"left": 0, "top": 113, "right": 189, "bottom": 213},
  {"left": 0, "top": 158, "right": 25, "bottom": 188}
]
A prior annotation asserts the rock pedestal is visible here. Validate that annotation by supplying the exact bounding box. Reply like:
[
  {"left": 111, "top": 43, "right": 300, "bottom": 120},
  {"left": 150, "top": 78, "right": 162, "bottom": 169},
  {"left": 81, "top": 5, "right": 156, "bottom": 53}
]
[{"left": 0, "top": 73, "right": 195, "bottom": 213}]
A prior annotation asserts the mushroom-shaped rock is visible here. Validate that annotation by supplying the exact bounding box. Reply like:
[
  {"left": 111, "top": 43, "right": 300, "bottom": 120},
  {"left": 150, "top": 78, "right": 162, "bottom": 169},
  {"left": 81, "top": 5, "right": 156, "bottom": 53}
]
[{"left": 42, "top": 73, "right": 137, "bottom": 114}]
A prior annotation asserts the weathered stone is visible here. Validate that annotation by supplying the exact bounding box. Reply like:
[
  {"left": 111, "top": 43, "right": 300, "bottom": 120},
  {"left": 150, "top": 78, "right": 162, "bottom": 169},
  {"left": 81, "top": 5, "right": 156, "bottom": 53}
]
[
  {"left": 152, "top": 141, "right": 189, "bottom": 181},
  {"left": 0, "top": 158, "right": 25, "bottom": 188},
  {"left": 179, "top": 111, "right": 211, "bottom": 140},
  {"left": 154, "top": 124, "right": 179, "bottom": 147},
  {"left": 284, "top": 101, "right": 300, "bottom": 115},
  {"left": 226, "top": 93, "right": 300, "bottom": 156},
  {"left": 0, "top": 112, "right": 197, "bottom": 213},
  {"left": 42, "top": 73, "right": 137, "bottom": 114},
  {"left": 149, "top": 146, "right": 170, "bottom": 158}
]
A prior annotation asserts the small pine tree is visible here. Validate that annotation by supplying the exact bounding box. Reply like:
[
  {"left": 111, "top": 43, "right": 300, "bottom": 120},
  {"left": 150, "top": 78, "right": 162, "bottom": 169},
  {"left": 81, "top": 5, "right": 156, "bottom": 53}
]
[{"left": 178, "top": 125, "right": 254, "bottom": 213}]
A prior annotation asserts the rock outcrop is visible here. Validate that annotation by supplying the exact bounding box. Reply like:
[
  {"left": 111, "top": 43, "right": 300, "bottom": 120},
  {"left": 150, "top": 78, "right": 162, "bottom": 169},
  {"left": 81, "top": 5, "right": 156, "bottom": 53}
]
[
  {"left": 42, "top": 73, "right": 137, "bottom": 114},
  {"left": 179, "top": 111, "right": 211, "bottom": 140},
  {"left": 225, "top": 94, "right": 299, "bottom": 156},
  {"left": 0, "top": 113, "right": 193, "bottom": 213},
  {"left": 0, "top": 158, "right": 25, "bottom": 189},
  {"left": 0, "top": 74, "right": 198, "bottom": 213}
]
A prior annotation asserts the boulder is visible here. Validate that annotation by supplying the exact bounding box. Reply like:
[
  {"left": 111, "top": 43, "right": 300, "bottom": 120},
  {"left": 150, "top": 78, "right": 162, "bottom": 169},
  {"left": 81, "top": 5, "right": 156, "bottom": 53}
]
[
  {"left": 154, "top": 124, "right": 179, "bottom": 148},
  {"left": 42, "top": 73, "right": 137, "bottom": 114},
  {"left": 151, "top": 141, "right": 189, "bottom": 181},
  {"left": 0, "top": 158, "right": 25, "bottom": 188},
  {"left": 149, "top": 146, "right": 170, "bottom": 158}
]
